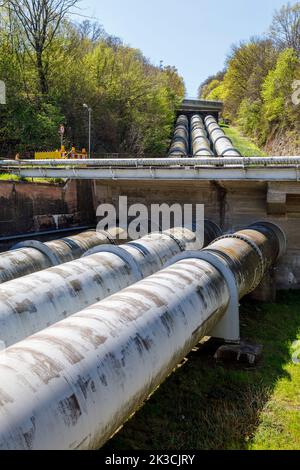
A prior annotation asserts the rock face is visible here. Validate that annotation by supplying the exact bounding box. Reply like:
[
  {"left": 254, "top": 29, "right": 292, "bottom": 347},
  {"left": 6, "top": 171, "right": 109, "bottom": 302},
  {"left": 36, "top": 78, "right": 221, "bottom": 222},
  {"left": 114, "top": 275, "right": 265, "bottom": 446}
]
[{"left": 264, "top": 130, "right": 300, "bottom": 156}]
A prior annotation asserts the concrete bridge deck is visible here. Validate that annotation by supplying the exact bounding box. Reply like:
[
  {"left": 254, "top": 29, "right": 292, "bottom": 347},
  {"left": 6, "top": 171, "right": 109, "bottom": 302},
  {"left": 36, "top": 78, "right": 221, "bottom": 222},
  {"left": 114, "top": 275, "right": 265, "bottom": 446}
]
[
  {"left": 2, "top": 157, "right": 300, "bottom": 181},
  {"left": 178, "top": 98, "right": 223, "bottom": 119}
]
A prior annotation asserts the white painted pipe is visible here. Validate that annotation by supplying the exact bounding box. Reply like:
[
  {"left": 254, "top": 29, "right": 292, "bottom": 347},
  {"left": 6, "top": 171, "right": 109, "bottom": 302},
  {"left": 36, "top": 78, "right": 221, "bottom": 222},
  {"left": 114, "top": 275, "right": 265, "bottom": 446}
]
[
  {"left": 0, "top": 257, "right": 230, "bottom": 450},
  {"left": 191, "top": 115, "right": 214, "bottom": 157},
  {"left": 0, "top": 227, "right": 208, "bottom": 348},
  {"left": 204, "top": 115, "right": 241, "bottom": 157},
  {"left": 0, "top": 222, "right": 285, "bottom": 450},
  {"left": 168, "top": 115, "right": 189, "bottom": 158}
]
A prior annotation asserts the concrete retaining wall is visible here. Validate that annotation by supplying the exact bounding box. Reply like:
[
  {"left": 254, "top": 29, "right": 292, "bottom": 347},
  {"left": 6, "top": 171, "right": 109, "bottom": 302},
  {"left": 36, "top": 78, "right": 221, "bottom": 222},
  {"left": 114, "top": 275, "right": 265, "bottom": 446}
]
[
  {"left": 0, "top": 179, "right": 94, "bottom": 236},
  {"left": 93, "top": 179, "right": 300, "bottom": 290}
]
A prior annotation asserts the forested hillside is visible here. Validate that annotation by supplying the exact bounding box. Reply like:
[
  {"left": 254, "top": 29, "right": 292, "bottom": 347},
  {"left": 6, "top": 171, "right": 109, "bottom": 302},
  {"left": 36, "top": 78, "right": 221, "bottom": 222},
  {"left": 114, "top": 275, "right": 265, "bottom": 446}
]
[
  {"left": 199, "top": 2, "right": 300, "bottom": 155},
  {"left": 0, "top": 1, "right": 184, "bottom": 157}
]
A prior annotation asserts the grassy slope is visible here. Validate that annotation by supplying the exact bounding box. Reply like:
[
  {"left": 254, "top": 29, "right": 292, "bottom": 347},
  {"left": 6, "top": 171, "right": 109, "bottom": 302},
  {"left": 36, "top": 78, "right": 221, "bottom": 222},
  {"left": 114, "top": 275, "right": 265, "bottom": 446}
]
[
  {"left": 221, "top": 125, "right": 267, "bottom": 157},
  {"left": 104, "top": 291, "right": 300, "bottom": 450}
]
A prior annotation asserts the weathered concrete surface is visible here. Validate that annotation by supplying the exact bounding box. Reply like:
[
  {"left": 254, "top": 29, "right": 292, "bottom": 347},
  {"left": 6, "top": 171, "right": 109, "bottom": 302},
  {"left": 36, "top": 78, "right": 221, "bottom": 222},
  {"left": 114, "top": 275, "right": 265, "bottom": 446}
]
[
  {"left": 0, "top": 179, "right": 94, "bottom": 236},
  {"left": 93, "top": 179, "right": 300, "bottom": 290}
]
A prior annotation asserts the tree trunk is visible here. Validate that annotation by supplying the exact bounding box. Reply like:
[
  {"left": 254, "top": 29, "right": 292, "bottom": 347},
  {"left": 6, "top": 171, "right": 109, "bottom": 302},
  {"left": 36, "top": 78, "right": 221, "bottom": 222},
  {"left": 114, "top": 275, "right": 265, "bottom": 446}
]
[{"left": 36, "top": 49, "right": 48, "bottom": 96}]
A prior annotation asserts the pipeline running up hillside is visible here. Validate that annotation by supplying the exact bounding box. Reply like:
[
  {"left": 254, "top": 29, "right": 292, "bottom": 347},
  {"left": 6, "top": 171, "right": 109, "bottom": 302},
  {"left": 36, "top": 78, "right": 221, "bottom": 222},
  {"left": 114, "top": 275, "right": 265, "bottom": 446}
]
[
  {"left": 0, "top": 222, "right": 285, "bottom": 449},
  {"left": 168, "top": 115, "right": 189, "bottom": 157},
  {"left": 204, "top": 115, "right": 241, "bottom": 157},
  {"left": 191, "top": 115, "right": 214, "bottom": 157}
]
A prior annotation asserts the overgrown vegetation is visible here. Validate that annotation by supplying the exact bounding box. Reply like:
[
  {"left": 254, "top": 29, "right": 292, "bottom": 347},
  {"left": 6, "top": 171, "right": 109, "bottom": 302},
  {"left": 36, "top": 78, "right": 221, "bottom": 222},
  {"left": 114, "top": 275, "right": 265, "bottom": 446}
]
[
  {"left": 0, "top": 172, "right": 65, "bottom": 184},
  {"left": 0, "top": 1, "right": 184, "bottom": 157},
  {"left": 104, "top": 291, "right": 300, "bottom": 450},
  {"left": 199, "top": 2, "right": 300, "bottom": 153}
]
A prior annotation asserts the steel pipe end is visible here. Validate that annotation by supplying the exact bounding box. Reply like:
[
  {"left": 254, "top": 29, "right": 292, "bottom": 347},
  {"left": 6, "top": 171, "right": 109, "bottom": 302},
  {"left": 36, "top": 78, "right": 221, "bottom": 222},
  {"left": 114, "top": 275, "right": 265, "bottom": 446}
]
[{"left": 249, "top": 221, "right": 287, "bottom": 260}]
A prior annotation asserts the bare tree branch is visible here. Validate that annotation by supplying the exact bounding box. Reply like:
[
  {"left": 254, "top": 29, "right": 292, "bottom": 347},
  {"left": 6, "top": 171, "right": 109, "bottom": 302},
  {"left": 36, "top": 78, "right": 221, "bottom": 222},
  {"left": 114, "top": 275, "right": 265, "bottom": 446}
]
[
  {"left": 7, "top": 0, "right": 79, "bottom": 94},
  {"left": 269, "top": 2, "right": 300, "bottom": 55}
]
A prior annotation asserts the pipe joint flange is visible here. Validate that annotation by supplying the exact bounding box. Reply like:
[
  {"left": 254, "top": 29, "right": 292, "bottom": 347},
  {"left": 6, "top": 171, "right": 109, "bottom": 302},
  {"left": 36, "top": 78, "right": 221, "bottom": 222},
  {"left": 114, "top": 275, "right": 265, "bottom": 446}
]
[
  {"left": 249, "top": 221, "right": 287, "bottom": 260},
  {"left": 11, "top": 240, "right": 61, "bottom": 266},
  {"left": 60, "top": 238, "right": 83, "bottom": 257},
  {"left": 164, "top": 250, "right": 240, "bottom": 342},
  {"left": 212, "top": 234, "right": 265, "bottom": 293},
  {"left": 82, "top": 244, "right": 143, "bottom": 281},
  {"left": 212, "top": 134, "right": 231, "bottom": 146},
  {"left": 210, "top": 127, "right": 225, "bottom": 138},
  {"left": 127, "top": 241, "right": 152, "bottom": 258},
  {"left": 205, "top": 120, "right": 217, "bottom": 129},
  {"left": 222, "top": 148, "right": 242, "bottom": 157}
]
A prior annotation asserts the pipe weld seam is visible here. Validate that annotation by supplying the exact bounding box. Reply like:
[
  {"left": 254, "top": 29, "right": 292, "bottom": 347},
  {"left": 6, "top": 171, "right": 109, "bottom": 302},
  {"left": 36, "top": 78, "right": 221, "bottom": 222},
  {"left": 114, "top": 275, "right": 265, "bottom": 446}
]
[
  {"left": 210, "top": 127, "right": 225, "bottom": 138},
  {"left": 206, "top": 121, "right": 217, "bottom": 129},
  {"left": 127, "top": 241, "right": 152, "bottom": 257},
  {"left": 221, "top": 148, "right": 242, "bottom": 157},
  {"left": 213, "top": 136, "right": 232, "bottom": 147}
]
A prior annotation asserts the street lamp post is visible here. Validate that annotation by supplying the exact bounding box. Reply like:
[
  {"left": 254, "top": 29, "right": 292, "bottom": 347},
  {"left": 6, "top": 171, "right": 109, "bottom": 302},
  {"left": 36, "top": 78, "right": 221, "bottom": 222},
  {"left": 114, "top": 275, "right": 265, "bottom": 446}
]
[
  {"left": 83, "top": 103, "right": 92, "bottom": 158},
  {"left": 0, "top": 80, "right": 6, "bottom": 105}
]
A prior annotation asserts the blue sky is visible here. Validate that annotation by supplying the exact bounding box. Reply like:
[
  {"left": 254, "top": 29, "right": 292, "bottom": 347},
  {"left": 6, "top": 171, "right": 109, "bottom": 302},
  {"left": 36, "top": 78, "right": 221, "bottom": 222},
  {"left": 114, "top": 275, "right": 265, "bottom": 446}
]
[{"left": 76, "top": 0, "right": 298, "bottom": 96}]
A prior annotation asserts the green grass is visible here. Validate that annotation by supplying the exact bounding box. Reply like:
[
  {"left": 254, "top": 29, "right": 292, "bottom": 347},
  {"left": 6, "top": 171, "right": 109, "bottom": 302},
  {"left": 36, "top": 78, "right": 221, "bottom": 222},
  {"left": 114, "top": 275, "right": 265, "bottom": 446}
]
[
  {"left": 103, "top": 291, "right": 300, "bottom": 450},
  {"left": 221, "top": 125, "right": 267, "bottom": 157}
]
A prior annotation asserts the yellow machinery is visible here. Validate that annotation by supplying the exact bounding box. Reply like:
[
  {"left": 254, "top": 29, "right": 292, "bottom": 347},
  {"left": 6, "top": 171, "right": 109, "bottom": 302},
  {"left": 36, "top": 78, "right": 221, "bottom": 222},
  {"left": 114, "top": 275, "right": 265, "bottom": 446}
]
[{"left": 34, "top": 146, "right": 88, "bottom": 160}]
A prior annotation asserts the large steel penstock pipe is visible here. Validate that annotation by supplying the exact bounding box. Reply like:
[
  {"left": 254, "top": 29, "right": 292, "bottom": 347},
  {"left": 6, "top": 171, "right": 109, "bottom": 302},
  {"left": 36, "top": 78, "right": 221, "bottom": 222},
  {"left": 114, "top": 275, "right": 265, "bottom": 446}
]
[
  {"left": 168, "top": 115, "right": 189, "bottom": 157},
  {"left": 0, "top": 222, "right": 285, "bottom": 449},
  {"left": 204, "top": 115, "right": 241, "bottom": 157},
  {"left": 0, "top": 222, "right": 220, "bottom": 348},
  {"left": 191, "top": 114, "right": 214, "bottom": 157}
]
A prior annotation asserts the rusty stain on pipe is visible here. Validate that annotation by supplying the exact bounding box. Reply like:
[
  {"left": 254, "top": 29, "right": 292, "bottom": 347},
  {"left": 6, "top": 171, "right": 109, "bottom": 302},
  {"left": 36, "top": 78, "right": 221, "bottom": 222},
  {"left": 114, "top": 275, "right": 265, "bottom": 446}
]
[{"left": 0, "top": 222, "right": 285, "bottom": 450}]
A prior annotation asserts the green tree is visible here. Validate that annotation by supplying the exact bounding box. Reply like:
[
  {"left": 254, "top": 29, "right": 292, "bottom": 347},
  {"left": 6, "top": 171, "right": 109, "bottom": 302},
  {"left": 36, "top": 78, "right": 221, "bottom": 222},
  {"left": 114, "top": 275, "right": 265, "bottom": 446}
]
[
  {"left": 223, "top": 39, "right": 277, "bottom": 120},
  {"left": 7, "top": 0, "right": 78, "bottom": 96},
  {"left": 0, "top": 11, "right": 184, "bottom": 157},
  {"left": 261, "top": 48, "right": 300, "bottom": 138}
]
